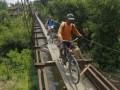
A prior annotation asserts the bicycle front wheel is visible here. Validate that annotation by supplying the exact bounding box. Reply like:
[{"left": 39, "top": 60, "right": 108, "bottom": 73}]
[{"left": 69, "top": 56, "right": 80, "bottom": 84}]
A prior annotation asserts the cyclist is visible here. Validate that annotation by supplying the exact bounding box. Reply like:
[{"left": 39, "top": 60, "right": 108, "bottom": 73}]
[
  {"left": 45, "top": 15, "right": 55, "bottom": 35},
  {"left": 57, "top": 13, "right": 83, "bottom": 58}
]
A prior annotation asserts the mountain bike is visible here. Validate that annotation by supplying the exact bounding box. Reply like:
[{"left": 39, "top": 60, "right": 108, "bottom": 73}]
[
  {"left": 60, "top": 38, "right": 80, "bottom": 84},
  {"left": 48, "top": 25, "right": 56, "bottom": 43}
]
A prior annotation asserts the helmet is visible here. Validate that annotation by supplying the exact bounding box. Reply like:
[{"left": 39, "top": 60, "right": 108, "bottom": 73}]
[{"left": 66, "top": 13, "right": 75, "bottom": 20}]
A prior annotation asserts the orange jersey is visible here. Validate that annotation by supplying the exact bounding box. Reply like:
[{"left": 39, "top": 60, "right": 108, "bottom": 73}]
[{"left": 57, "top": 22, "right": 81, "bottom": 40}]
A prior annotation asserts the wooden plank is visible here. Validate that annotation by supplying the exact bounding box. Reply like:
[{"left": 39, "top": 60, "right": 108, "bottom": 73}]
[
  {"left": 33, "top": 46, "right": 41, "bottom": 49},
  {"left": 33, "top": 31, "right": 43, "bottom": 33},
  {"left": 35, "top": 61, "right": 56, "bottom": 68},
  {"left": 77, "top": 59, "right": 93, "bottom": 63},
  {"left": 87, "top": 68, "right": 110, "bottom": 90},
  {"left": 80, "top": 64, "right": 91, "bottom": 76},
  {"left": 34, "top": 36, "right": 46, "bottom": 39},
  {"left": 34, "top": 26, "right": 41, "bottom": 29},
  {"left": 90, "top": 65, "right": 118, "bottom": 90},
  {"left": 35, "top": 14, "right": 48, "bottom": 40}
]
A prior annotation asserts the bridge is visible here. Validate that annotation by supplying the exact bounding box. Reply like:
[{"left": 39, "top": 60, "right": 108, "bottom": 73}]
[{"left": 32, "top": 13, "right": 118, "bottom": 90}]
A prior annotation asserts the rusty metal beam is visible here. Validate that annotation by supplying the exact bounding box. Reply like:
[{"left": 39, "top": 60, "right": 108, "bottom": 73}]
[
  {"left": 33, "top": 46, "right": 41, "bottom": 49},
  {"left": 37, "top": 69, "right": 42, "bottom": 90},
  {"left": 77, "top": 59, "right": 93, "bottom": 64},
  {"left": 35, "top": 49, "right": 43, "bottom": 90},
  {"left": 35, "top": 60, "right": 92, "bottom": 68},
  {"left": 34, "top": 27, "right": 41, "bottom": 29},
  {"left": 33, "top": 31, "right": 43, "bottom": 33}
]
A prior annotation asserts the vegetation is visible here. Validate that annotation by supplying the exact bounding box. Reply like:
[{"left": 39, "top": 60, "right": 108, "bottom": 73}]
[
  {"left": 85, "top": 0, "right": 120, "bottom": 71},
  {"left": 0, "top": 1, "right": 38, "bottom": 90}
]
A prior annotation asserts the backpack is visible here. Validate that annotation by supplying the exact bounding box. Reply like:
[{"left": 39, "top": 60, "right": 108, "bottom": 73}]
[{"left": 62, "top": 22, "right": 74, "bottom": 31}]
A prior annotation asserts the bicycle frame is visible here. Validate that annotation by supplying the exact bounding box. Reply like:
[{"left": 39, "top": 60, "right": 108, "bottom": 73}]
[
  {"left": 61, "top": 38, "right": 80, "bottom": 84},
  {"left": 62, "top": 38, "right": 78, "bottom": 61}
]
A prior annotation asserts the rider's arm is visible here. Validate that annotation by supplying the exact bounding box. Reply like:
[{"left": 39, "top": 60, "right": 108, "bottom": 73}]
[
  {"left": 57, "top": 22, "right": 64, "bottom": 40},
  {"left": 72, "top": 24, "right": 82, "bottom": 37}
]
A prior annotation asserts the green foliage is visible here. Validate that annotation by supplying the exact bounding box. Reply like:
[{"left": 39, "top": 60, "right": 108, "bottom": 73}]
[
  {"left": 0, "top": 2, "right": 35, "bottom": 89},
  {"left": 0, "top": 49, "right": 34, "bottom": 89},
  {"left": 0, "top": 0, "right": 7, "bottom": 10},
  {"left": 0, "top": 0, "right": 8, "bottom": 21},
  {"left": 0, "top": 18, "right": 30, "bottom": 55},
  {"left": 0, "top": 10, "right": 8, "bottom": 22},
  {"left": 42, "top": 0, "right": 88, "bottom": 31},
  {"left": 6, "top": 49, "right": 32, "bottom": 73},
  {"left": 29, "top": 75, "right": 39, "bottom": 90},
  {"left": 85, "top": 0, "right": 120, "bottom": 71}
]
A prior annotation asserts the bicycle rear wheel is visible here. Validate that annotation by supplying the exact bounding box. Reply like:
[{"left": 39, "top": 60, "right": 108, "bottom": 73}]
[
  {"left": 69, "top": 56, "right": 80, "bottom": 84},
  {"left": 49, "top": 32, "right": 54, "bottom": 44},
  {"left": 51, "top": 34, "right": 54, "bottom": 43}
]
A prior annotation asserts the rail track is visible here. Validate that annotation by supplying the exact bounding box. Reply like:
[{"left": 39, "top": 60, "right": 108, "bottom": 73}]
[{"left": 32, "top": 13, "right": 118, "bottom": 90}]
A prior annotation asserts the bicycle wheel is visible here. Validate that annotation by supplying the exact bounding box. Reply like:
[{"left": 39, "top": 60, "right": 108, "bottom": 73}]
[
  {"left": 49, "top": 32, "right": 54, "bottom": 43},
  {"left": 51, "top": 34, "right": 54, "bottom": 43},
  {"left": 69, "top": 56, "right": 80, "bottom": 84}
]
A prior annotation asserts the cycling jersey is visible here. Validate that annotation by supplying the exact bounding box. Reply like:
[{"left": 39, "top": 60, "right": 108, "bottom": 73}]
[{"left": 47, "top": 19, "right": 54, "bottom": 27}]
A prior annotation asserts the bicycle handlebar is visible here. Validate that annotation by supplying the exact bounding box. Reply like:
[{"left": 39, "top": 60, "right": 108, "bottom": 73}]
[{"left": 62, "top": 38, "right": 78, "bottom": 43}]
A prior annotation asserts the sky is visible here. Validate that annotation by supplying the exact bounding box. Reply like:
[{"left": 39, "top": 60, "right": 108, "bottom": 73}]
[{"left": 6, "top": 0, "right": 34, "bottom": 4}]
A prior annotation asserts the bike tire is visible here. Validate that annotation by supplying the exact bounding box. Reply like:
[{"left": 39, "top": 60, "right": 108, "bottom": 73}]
[
  {"left": 69, "top": 56, "right": 80, "bottom": 84},
  {"left": 51, "top": 34, "right": 54, "bottom": 44},
  {"left": 50, "top": 33, "right": 53, "bottom": 44}
]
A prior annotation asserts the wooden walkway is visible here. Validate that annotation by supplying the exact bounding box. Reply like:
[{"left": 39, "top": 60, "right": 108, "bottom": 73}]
[{"left": 47, "top": 44, "right": 88, "bottom": 90}]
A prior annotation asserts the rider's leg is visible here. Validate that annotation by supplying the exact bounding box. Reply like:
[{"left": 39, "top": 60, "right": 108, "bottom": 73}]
[
  {"left": 59, "top": 42, "right": 64, "bottom": 58},
  {"left": 60, "top": 48, "right": 63, "bottom": 58}
]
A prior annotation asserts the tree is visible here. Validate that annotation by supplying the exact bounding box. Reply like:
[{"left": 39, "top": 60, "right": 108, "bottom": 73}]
[
  {"left": 85, "top": 0, "right": 120, "bottom": 71},
  {"left": 0, "top": 0, "right": 7, "bottom": 10}
]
